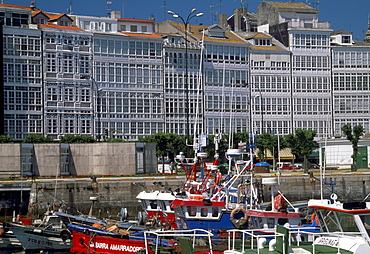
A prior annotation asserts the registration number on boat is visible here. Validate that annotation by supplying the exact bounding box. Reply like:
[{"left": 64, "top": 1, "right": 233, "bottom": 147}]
[
  {"left": 315, "top": 237, "right": 338, "bottom": 247},
  {"left": 27, "top": 238, "right": 53, "bottom": 246}
]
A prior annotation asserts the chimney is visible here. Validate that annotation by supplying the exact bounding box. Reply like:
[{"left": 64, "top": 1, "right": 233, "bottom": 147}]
[
  {"left": 219, "top": 14, "right": 227, "bottom": 28},
  {"left": 110, "top": 11, "right": 121, "bottom": 19},
  {"left": 234, "top": 7, "right": 246, "bottom": 32}
]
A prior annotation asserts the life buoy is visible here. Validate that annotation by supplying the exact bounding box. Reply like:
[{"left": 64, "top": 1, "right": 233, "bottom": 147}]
[
  {"left": 230, "top": 207, "right": 248, "bottom": 228},
  {"left": 274, "top": 193, "right": 287, "bottom": 211}
]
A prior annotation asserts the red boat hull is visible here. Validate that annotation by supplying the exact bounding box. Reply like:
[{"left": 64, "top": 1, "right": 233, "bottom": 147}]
[{"left": 70, "top": 231, "right": 150, "bottom": 254}]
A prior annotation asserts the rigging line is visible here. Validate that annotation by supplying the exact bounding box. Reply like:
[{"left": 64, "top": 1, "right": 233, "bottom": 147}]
[
  {"left": 228, "top": 78, "right": 235, "bottom": 149},
  {"left": 193, "top": 30, "right": 205, "bottom": 138},
  {"left": 220, "top": 61, "right": 226, "bottom": 134},
  {"left": 53, "top": 168, "right": 59, "bottom": 206}
]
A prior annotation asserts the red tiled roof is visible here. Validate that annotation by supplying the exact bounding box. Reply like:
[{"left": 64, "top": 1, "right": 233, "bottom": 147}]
[
  {"left": 38, "top": 24, "right": 84, "bottom": 31},
  {"left": 48, "top": 13, "right": 72, "bottom": 22},
  {"left": 31, "top": 10, "right": 50, "bottom": 18},
  {"left": 0, "top": 4, "right": 38, "bottom": 10},
  {"left": 120, "top": 32, "right": 162, "bottom": 38}
]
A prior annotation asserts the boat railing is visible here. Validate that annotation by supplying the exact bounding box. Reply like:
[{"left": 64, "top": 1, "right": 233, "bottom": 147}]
[
  {"left": 143, "top": 229, "right": 215, "bottom": 254},
  {"left": 226, "top": 227, "right": 367, "bottom": 254},
  {"left": 226, "top": 228, "right": 285, "bottom": 254}
]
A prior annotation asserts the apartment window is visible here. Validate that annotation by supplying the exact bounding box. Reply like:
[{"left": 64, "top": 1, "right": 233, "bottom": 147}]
[
  {"left": 81, "top": 89, "right": 90, "bottom": 102},
  {"left": 3, "top": 12, "right": 28, "bottom": 27},
  {"left": 64, "top": 118, "right": 74, "bottom": 134},
  {"left": 106, "top": 23, "right": 112, "bottom": 32},
  {"left": 80, "top": 119, "right": 90, "bottom": 134},
  {"left": 47, "top": 87, "right": 58, "bottom": 101},
  {"left": 342, "top": 35, "right": 351, "bottom": 44},
  {"left": 130, "top": 25, "right": 137, "bottom": 32},
  {"left": 36, "top": 18, "right": 45, "bottom": 24},
  {"left": 59, "top": 20, "right": 69, "bottom": 26},
  {"left": 120, "top": 25, "right": 126, "bottom": 31},
  {"left": 257, "top": 39, "right": 271, "bottom": 46},
  {"left": 142, "top": 26, "right": 147, "bottom": 32},
  {"left": 64, "top": 88, "right": 74, "bottom": 101},
  {"left": 63, "top": 54, "right": 74, "bottom": 73}
]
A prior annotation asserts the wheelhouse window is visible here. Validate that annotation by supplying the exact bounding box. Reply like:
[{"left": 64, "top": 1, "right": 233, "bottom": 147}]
[
  {"left": 201, "top": 207, "right": 208, "bottom": 217},
  {"left": 212, "top": 207, "right": 219, "bottom": 217},
  {"left": 317, "top": 209, "right": 359, "bottom": 233},
  {"left": 187, "top": 206, "right": 196, "bottom": 217},
  {"left": 359, "top": 215, "right": 370, "bottom": 237},
  {"left": 149, "top": 200, "right": 158, "bottom": 209}
]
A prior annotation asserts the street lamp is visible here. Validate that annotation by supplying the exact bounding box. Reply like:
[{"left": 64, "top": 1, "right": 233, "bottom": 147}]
[{"left": 167, "top": 8, "right": 203, "bottom": 157}]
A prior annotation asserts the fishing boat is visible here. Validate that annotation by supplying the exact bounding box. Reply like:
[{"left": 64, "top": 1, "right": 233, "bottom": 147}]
[
  {"left": 224, "top": 193, "right": 370, "bottom": 254},
  {"left": 70, "top": 226, "right": 223, "bottom": 254},
  {"left": 246, "top": 177, "right": 314, "bottom": 234},
  {"left": 0, "top": 223, "right": 22, "bottom": 251},
  {"left": 136, "top": 190, "right": 177, "bottom": 229},
  {"left": 4, "top": 221, "right": 71, "bottom": 251}
]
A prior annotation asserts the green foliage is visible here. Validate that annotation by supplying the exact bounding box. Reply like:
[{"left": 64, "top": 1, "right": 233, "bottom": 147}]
[
  {"left": 0, "top": 135, "right": 12, "bottom": 143},
  {"left": 232, "top": 132, "right": 250, "bottom": 149},
  {"left": 286, "top": 129, "right": 317, "bottom": 172},
  {"left": 105, "top": 137, "right": 125, "bottom": 142},
  {"left": 60, "top": 134, "right": 96, "bottom": 143},
  {"left": 256, "top": 132, "right": 273, "bottom": 161},
  {"left": 204, "top": 133, "right": 229, "bottom": 161},
  {"left": 256, "top": 133, "right": 288, "bottom": 164},
  {"left": 23, "top": 134, "right": 54, "bottom": 143},
  {"left": 139, "top": 133, "right": 186, "bottom": 161},
  {"left": 341, "top": 124, "right": 364, "bottom": 171}
]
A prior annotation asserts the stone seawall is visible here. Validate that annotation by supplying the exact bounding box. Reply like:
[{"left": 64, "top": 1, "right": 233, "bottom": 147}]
[{"left": 27, "top": 173, "right": 370, "bottom": 220}]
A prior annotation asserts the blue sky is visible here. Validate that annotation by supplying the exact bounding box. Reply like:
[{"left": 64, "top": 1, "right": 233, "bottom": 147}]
[{"left": 8, "top": 0, "right": 370, "bottom": 41}]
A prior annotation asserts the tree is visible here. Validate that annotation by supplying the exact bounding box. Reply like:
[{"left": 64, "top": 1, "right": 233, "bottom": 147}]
[
  {"left": 256, "top": 132, "right": 273, "bottom": 161},
  {"left": 285, "top": 129, "right": 317, "bottom": 173},
  {"left": 23, "top": 134, "right": 54, "bottom": 143},
  {"left": 341, "top": 124, "right": 364, "bottom": 171},
  {"left": 139, "top": 133, "right": 186, "bottom": 163},
  {"left": 60, "top": 134, "right": 96, "bottom": 143},
  {"left": 264, "top": 134, "right": 288, "bottom": 169},
  {"left": 0, "top": 135, "right": 12, "bottom": 143}
]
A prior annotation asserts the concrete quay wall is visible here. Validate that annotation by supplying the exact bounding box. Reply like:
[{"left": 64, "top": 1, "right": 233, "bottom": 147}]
[{"left": 27, "top": 173, "right": 370, "bottom": 220}]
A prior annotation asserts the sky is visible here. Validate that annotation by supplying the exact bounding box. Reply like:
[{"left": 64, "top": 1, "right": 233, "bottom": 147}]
[{"left": 6, "top": 0, "right": 370, "bottom": 41}]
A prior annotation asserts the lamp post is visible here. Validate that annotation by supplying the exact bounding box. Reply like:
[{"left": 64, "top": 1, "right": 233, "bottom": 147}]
[{"left": 167, "top": 8, "right": 203, "bottom": 157}]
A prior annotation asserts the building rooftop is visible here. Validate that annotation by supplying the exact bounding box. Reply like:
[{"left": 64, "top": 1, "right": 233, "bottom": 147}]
[
  {"left": 262, "top": 1, "right": 317, "bottom": 13},
  {"left": 168, "top": 20, "right": 247, "bottom": 44},
  {"left": 38, "top": 23, "right": 84, "bottom": 31},
  {"left": 120, "top": 32, "right": 162, "bottom": 38}
]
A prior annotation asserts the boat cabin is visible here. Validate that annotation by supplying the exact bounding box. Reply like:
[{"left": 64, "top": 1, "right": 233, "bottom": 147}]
[{"left": 136, "top": 191, "right": 176, "bottom": 228}]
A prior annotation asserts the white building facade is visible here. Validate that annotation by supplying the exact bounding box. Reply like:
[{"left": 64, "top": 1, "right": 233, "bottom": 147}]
[{"left": 2, "top": 2, "right": 370, "bottom": 143}]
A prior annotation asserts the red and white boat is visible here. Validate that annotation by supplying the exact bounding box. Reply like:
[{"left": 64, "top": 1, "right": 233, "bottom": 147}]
[
  {"left": 70, "top": 230, "right": 147, "bottom": 254},
  {"left": 136, "top": 190, "right": 177, "bottom": 229},
  {"left": 70, "top": 227, "right": 222, "bottom": 254}
]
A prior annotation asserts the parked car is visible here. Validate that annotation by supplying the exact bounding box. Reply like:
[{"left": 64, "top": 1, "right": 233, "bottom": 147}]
[
  {"left": 294, "top": 163, "right": 303, "bottom": 169},
  {"left": 309, "top": 164, "right": 319, "bottom": 169},
  {"left": 281, "top": 163, "right": 300, "bottom": 170}
]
